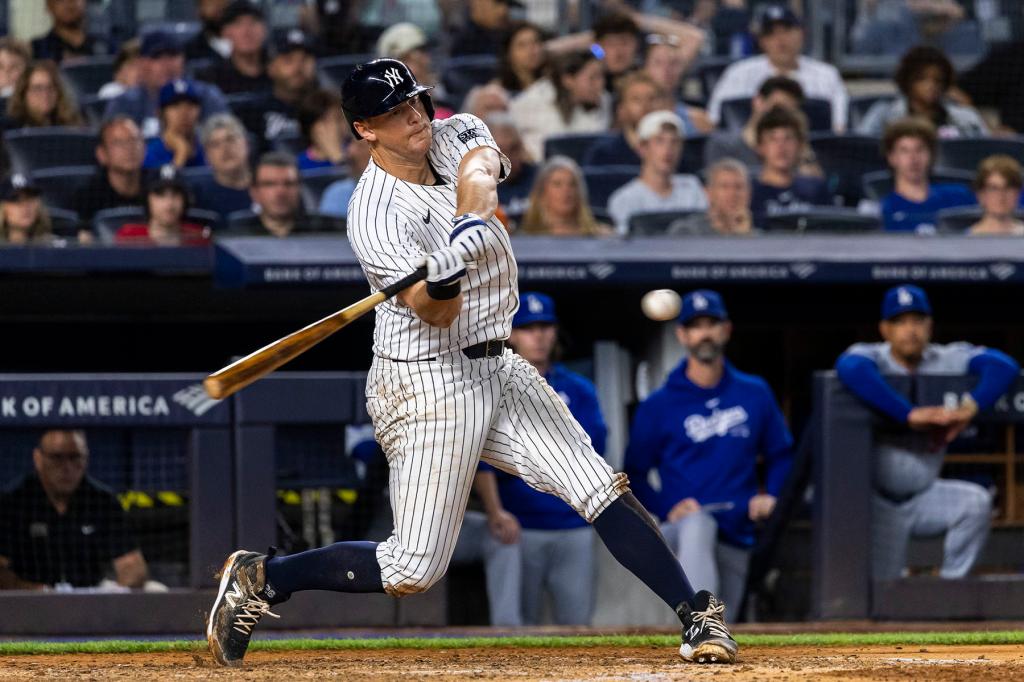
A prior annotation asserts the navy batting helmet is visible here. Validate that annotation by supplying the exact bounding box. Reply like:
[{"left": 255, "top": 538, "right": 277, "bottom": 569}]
[{"left": 341, "top": 58, "right": 435, "bottom": 139}]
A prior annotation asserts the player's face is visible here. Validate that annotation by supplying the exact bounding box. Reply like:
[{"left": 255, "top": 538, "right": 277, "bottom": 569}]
[
  {"left": 510, "top": 323, "right": 557, "bottom": 366},
  {"left": 706, "top": 168, "right": 749, "bottom": 214},
  {"left": 758, "top": 25, "right": 803, "bottom": 67},
  {"left": 600, "top": 32, "right": 638, "bottom": 75},
  {"left": 541, "top": 168, "right": 579, "bottom": 219},
  {"left": 33, "top": 432, "right": 87, "bottom": 498},
  {"left": 357, "top": 97, "right": 432, "bottom": 159},
  {"left": 149, "top": 188, "right": 185, "bottom": 227},
  {"left": 881, "top": 313, "right": 932, "bottom": 361},
  {"left": 644, "top": 44, "right": 684, "bottom": 91},
  {"left": 563, "top": 59, "right": 605, "bottom": 107},
  {"left": 887, "top": 136, "right": 932, "bottom": 184},
  {"left": 508, "top": 26, "right": 543, "bottom": 74},
  {"left": 205, "top": 127, "right": 248, "bottom": 173},
  {"left": 677, "top": 318, "right": 731, "bottom": 364},
  {"left": 977, "top": 172, "right": 1022, "bottom": 219},
  {"left": 909, "top": 65, "right": 947, "bottom": 106},
  {"left": 758, "top": 127, "right": 800, "bottom": 173},
  {"left": 619, "top": 82, "right": 659, "bottom": 129},
  {"left": 640, "top": 129, "right": 683, "bottom": 175}
]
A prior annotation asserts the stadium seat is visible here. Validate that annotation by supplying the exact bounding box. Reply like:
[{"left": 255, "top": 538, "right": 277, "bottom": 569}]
[
  {"left": 719, "top": 97, "right": 833, "bottom": 132},
  {"left": 544, "top": 132, "right": 614, "bottom": 162},
  {"left": 301, "top": 166, "right": 349, "bottom": 205},
  {"left": 31, "top": 165, "right": 96, "bottom": 212},
  {"left": 810, "top": 133, "right": 888, "bottom": 206},
  {"left": 80, "top": 94, "right": 110, "bottom": 127},
  {"left": 678, "top": 134, "right": 707, "bottom": 175},
  {"left": 4, "top": 128, "right": 99, "bottom": 174},
  {"left": 582, "top": 165, "right": 638, "bottom": 212},
  {"left": 187, "top": 208, "right": 222, "bottom": 229},
  {"left": 696, "top": 56, "right": 733, "bottom": 102},
  {"left": 61, "top": 56, "right": 117, "bottom": 98},
  {"left": 937, "top": 136, "right": 1024, "bottom": 172},
  {"left": 935, "top": 206, "right": 984, "bottom": 233},
  {"left": 226, "top": 210, "right": 346, "bottom": 234},
  {"left": 139, "top": 20, "right": 202, "bottom": 44},
  {"left": 318, "top": 54, "right": 374, "bottom": 88},
  {"left": 847, "top": 94, "right": 897, "bottom": 131},
  {"left": 761, "top": 207, "right": 882, "bottom": 233},
  {"left": 628, "top": 211, "right": 704, "bottom": 236},
  {"left": 862, "top": 168, "right": 975, "bottom": 201},
  {"left": 442, "top": 55, "right": 499, "bottom": 108},
  {"left": 93, "top": 206, "right": 146, "bottom": 243},
  {"left": 47, "top": 207, "right": 82, "bottom": 238}
]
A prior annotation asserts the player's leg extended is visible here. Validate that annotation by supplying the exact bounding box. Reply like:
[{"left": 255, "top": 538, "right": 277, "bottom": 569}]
[{"left": 481, "top": 351, "right": 737, "bottom": 662}]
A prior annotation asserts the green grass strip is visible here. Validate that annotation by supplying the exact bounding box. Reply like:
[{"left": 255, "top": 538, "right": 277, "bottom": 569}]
[{"left": 3, "top": 631, "right": 1024, "bottom": 656}]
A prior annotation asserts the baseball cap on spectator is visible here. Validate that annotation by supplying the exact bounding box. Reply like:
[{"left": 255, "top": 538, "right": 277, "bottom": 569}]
[
  {"left": 270, "top": 29, "right": 316, "bottom": 59},
  {"left": 159, "top": 78, "right": 201, "bottom": 108},
  {"left": 148, "top": 164, "right": 190, "bottom": 195},
  {"left": 882, "top": 285, "right": 932, "bottom": 320},
  {"left": 513, "top": 292, "right": 557, "bottom": 327},
  {"left": 140, "top": 30, "right": 183, "bottom": 58},
  {"left": 0, "top": 173, "right": 40, "bottom": 202},
  {"left": 375, "top": 23, "right": 430, "bottom": 59},
  {"left": 221, "top": 0, "right": 264, "bottom": 26},
  {"left": 754, "top": 4, "right": 801, "bottom": 35},
  {"left": 679, "top": 290, "right": 728, "bottom": 326},
  {"left": 637, "top": 110, "right": 684, "bottom": 141}
]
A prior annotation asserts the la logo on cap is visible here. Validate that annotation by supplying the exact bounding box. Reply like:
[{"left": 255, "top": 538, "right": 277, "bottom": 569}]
[
  {"left": 897, "top": 287, "right": 913, "bottom": 306},
  {"left": 174, "top": 79, "right": 187, "bottom": 93},
  {"left": 11, "top": 173, "right": 27, "bottom": 189},
  {"left": 528, "top": 295, "right": 543, "bottom": 313},
  {"left": 287, "top": 29, "right": 303, "bottom": 43},
  {"left": 693, "top": 294, "right": 708, "bottom": 310}
]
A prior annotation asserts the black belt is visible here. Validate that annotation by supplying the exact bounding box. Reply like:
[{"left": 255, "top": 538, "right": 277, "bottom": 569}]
[{"left": 461, "top": 339, "right": 506, "bottom": 359}]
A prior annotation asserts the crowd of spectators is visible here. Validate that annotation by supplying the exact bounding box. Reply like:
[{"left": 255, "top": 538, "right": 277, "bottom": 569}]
[{"left": 0, "top": 0, "right": 1019, "bottom": 248}]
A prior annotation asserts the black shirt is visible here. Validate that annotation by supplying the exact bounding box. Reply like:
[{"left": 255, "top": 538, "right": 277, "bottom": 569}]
[
  {"left": 958, "top": 42, "right": 1024, "bottom": 133},
  {"left": 72, "top": 170, "right": 148, "bottom": 223},
  {"left": 31, "top": 29, "right": 110, "bottom": 63},
  {"left": 232, "top": 94, "right": 302, "bottom": 150},
  {"left": 0, "top": 473, "right": 137, "bottom": 587},
  {"left": 226, "top": 212, "right": 344, "bottom": 236},
  {"left": 183, "top": 31, "right": 223, "bottom": 63},
  {"left": 192, "top": 176, "right": 253, "bottom": 223},
  {"left": 197, "top": 59, "right": 272, "bottom": 95}
]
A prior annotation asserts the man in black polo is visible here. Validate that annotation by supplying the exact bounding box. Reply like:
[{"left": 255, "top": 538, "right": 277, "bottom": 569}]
[
  {"left": 31, "top": 0, "right": 111, "bottom": 64},
  {"left": 0, "top": 430, "right": 148, "bottom": 590}
]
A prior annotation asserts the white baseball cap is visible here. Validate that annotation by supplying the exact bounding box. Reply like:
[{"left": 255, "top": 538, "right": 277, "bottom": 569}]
[
  {"left": 376, "top": 23, "right": 429, "bottom": 58},
  {"left": 636, "top": 110, "right": 685, "bottom": 141}
]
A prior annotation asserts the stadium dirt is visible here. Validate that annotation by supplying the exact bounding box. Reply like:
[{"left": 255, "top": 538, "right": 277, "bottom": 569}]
[{"left": 4, "top": 645, "right": 1024, "bottom": 681}]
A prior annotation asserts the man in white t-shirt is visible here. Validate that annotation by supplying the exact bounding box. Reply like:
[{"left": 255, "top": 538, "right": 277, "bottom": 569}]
[
  {"left": 607, "top": 110, "right": 707, "bottom": 235},
  {"left": 708, "top": 4, "right": 848, "bottom": 132}
]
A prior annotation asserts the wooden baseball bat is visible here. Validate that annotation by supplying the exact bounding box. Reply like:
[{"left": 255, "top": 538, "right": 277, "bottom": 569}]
[{"left": 203, "top": 266, "right": 428, "bottom": 400}]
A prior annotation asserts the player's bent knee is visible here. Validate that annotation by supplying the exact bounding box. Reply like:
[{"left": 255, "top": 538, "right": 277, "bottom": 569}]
[
  {"left": 382, "top": 566, "right": 446, "bottom": 597},
  {"left": 964, "top": 485, "right": 993, "bottom": 520}
]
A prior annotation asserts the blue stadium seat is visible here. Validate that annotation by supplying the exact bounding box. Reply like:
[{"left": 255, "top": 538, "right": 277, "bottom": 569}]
[
  {"left": 93, "top": 206, "right": 146, "bottom": 243},
  {"left": 847, "top": 94, "right": 897, "bottom": 131},
  {"left": 678, "top": 134, "right": 707, "bottom": 175},
  {"left": 47, "top": 207, "right": 82, "bottom": 238},
  {"left": 862, "top": 168, "right": 975, "bottom": 201},
  {"left": 719, "top": 97, "right": 833, "bottom": 132},
  {"left": 442, "top": 55, "right": 499, "bottom": 108},
  {"left": 761, "top": 207, "right": 882, "bottom": 233},
  {"left": 937, "top": 136, "right": 1024, "bottom": 172},
  {"left": 4, "top": 128, "right": 99, "bottom": 174},
  {"left": 696, "top": 56, "right": 733, "bottom": 103},
  {"left": 628, "top": 210, "right": 704, "bottom": 236},
  {"left": 544, "top": 132, "right": 614, "bottom": 162},
  {"left": 935, "top": 206, "right": 985, "bottom": 234},
  {"left": 810, "top": 133, "right": 887, "bottom": 206},
  {"left": 80, "top": 94, "right": 110, "bottom": 127},
  {"left": 582, "top": 165, "right": 638, "bottom": 212},
  {"left": 301, "top": 166, "right": 349, "bottom": 205},
  {"left": 32, "top": 165, "right": 96, "bottom": 212},
  {"left": 62, "top": 56, "right": 117, "bottom": 98},
  {"left": 318, "top": 54, "right": 374, "bottom": 88}
]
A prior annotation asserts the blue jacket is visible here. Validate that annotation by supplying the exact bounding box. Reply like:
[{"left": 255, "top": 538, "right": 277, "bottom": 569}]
[
  {"left": 624, "top": 359, "right": 794, "bottom": 547},
  {"left": 488, "top": 364, "right": 608, "bottom": 530}
]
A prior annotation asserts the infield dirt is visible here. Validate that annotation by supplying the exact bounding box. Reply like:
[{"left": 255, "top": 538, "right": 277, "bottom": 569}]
[{"left": 3, "top": 644, "right": 1024, "bottom": 680}]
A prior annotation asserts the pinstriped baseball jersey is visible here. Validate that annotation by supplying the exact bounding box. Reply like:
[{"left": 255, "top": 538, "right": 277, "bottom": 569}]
[{"left": 347, "top": 113, "right": 516, "bottom": 361}]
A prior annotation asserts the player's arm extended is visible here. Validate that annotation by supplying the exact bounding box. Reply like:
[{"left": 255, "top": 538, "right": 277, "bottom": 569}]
[{"left": 455, "top": 146, "right": 503, "bottom": 221}]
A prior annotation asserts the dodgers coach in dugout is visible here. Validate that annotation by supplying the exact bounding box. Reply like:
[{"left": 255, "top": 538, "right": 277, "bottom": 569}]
[{"left": 625, "top": 290, "right": 794, "bottom": 620}]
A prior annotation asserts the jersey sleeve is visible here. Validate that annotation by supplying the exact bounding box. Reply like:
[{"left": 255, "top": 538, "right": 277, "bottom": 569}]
[
  {"left": 348, "top": 193, "right": 425, "bottom": 291},
  {"left": 835, "top": 344, "right": 915, "bottom": 423},
  {"left": 966, "top": 347, "right": 1020, "bottom": 410},
  {"left": 429, "top": 114, "right": 511, "bottom": 184}
]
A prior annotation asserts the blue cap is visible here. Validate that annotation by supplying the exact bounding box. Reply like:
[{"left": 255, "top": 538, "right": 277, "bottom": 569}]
[
  {"left": 679, "top": 289, "right": 728, "bottom": 325},
  {"left": 140, "top": 30, "right": 182, "bottom": 58},
  {"left": 159, "top": 78, "right": 201, "bottom": 108},
  {"left": 754, "top": 4, "right": 802, "bottom": 34},
  {"left": 513, "top": 292, "right": 557, "bottom": 328},
  {"left": 882, "top": 284, "right": 932, "bottom": 320}
]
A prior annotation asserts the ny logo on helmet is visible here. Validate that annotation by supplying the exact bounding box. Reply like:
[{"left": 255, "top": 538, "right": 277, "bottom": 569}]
[{"left": 383, "top": 67, "right": 403, "bottom": 88}]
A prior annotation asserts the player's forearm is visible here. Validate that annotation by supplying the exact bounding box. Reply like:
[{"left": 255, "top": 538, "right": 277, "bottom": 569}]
[
  {"left": 967, "top": 349, "right": 1020, "bottom": 410},
  {"left": 835, "top": 353, "right": 915, "bottom": 423},
  {"left": 400, "top": 281, "right": 463, "bottom": 328},
  {"left": 456, "top": 148, "right": 502, "bottom": 221},
  {"left": 472, "top": 471, "right": 506, "bottom": 516}
]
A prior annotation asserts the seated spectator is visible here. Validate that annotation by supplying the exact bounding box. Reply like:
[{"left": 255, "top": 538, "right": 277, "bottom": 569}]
[
  {"left": 97, "top": 38, "right": 141, "bottom": 100},
  {"left": 185, "top": 0, "right": 232, "bottom": 62},
  {"left": 642, "top": 33, "right": 712, "bottom": 135},
  {"left": 375, "top": 22, "right": 436, "bottom": 91},
  {"left": 709, "top": 4, "right": 847, "bottom": 132},
  {"left": 104, "top": 31, "right": 228, "bottom": 139},
  {"left": 463, "top": 84, "right": 511, "bottom": 120},
  {"left": 625, "top": 290, "right": 794, "bottom": 618},
  {"left": 117, "top": 166, "right": 210, "bottom": 246},
  {"left": 1, "top": 60, "right": 83, "bottom": 131},
  {"left": 192, "top": 113, "right": 253, "bottom": 220},
  {"left": 357, "top": 0, "right": 442, "bottom": 41},
  {"left": 857, "top": 46, "right": 987, "bottom": 138},
  {"left": 608, "top": 111, "right": 707, "bottom": 235},
  {"left": 451, "top": 0, "right": 518, "bottom": 57},
  {"left": 486, "top": 112, "right": 536, "bottom": 221},
  {"left": 669, "top": 159, "right": 755, "bottom": 236},
  {"left": 304, "top": 0, "right": 379, "bottom": 55},
  {"left": 835, "top": 285, "right": 1018, "bottom": 581},
  {"left": 495, "top": 22, "right": 547, "bottom": 96},
  {"left": 0, "top": 38, "right": 30, "bottom": 99},
  {"left": 704, "top": 76, "right": 804, "bottom": 171},
  {"left": 510, "top": 49, "right": 611, "bottom": 163},
  {"left": 584, "top": 71, "right": 666, "bottom": 167},
  {"left": 230, "top": 152, "right": 331, "bottom": 237},
  {"left": 143, "top": 79, "right": 207, "bottom": 169},
  {"left": 880, "top": 117, "right": 974, "bottom": 233},
  {"left": 232, "top": 30, "right": 318, "bottom": 147},
  {"left": 520, "top": 156, "right": 612, "bottom": 236},
  {"left": 0, "top": 174, "right": 53, "bottom": 245},
  {"left": 295, "top": 89, "right": 345, "bottom": 171},
  {"left": 750, "top": 106, "right": 832, "bottom": 227},
  {"left": 196, "top": 0, "right": 272, "bottom": 95},
  {"left": 0, "top": 430, "right": 148, "bottom": 590},
  {"left": 318, "top": 136, "right": 370, "bottom": 219},
  {"left": 72, "top": 116, "right": 148, "bottom": 223},
  {"left": 851, "top": 0, "right": 981, "bottom": 56},
  {"left": 31, "top": 0, "right": 111, "bottom": 64},
  {"left": 969, "top": 155, "right": 1024, "bottom": 236}
]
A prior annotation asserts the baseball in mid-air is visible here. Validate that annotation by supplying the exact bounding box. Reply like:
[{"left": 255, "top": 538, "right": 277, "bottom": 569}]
[{"left": 641, "top": 289, "right": 682, "bottom": 321}]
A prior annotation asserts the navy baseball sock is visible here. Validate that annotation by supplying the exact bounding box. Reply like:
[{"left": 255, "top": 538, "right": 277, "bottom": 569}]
[
  {"left": 593, "top": 493, "right": 696, "bottom": 616},
  {"left": 263, "top": 541, "right": 385, "bottom": 603}
]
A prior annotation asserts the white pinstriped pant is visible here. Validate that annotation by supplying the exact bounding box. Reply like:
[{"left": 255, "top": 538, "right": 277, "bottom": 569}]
[{"left": 366, "top": 349, "right": 627, "bottom": 597}]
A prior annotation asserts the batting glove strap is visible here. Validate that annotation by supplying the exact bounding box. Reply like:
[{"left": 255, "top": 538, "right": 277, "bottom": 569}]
[
  {"left": 426, "top": 280, "right": 461, "bottom": 300},
  {"left": 424, "top": 245, "right": 466, "bottom": 288},
  {"left": 450, "top": 213, "right": 490, "bottom": 263}
]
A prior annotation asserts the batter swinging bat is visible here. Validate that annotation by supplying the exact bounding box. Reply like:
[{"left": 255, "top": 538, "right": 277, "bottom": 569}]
[{"left": 203, "top": 266, "right": 428, "bottom": 400}]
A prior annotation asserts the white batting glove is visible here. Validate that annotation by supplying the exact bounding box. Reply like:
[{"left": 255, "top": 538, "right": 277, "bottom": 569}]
[
  {"left": 422, "top": 246, "right": 466, "bottom": 300},
  {"left": 450, "top": 213, "right": 491, "bottom": 264}
]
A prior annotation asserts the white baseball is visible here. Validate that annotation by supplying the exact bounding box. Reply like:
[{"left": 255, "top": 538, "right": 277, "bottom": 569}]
[{"left": 641, "top": 289, "right": 682, "bottom": 321}]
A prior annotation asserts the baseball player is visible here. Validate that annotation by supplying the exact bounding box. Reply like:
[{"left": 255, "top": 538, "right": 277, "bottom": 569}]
[
  {"left": 207, "top": 59, "right": 737, "bottom": 667},
  {"left": 835, "top": 285, "right": 1019, "bottom": 580}
]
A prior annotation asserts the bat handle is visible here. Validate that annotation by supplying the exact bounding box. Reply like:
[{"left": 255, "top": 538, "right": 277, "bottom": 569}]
[{"left": 380, "top": 265, "right": 428, "bottom": 299}]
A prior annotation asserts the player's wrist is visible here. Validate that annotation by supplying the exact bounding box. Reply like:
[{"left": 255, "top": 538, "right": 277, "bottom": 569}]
[{"left": 426, "top": 279, "right": 461, "bottom": 300}]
